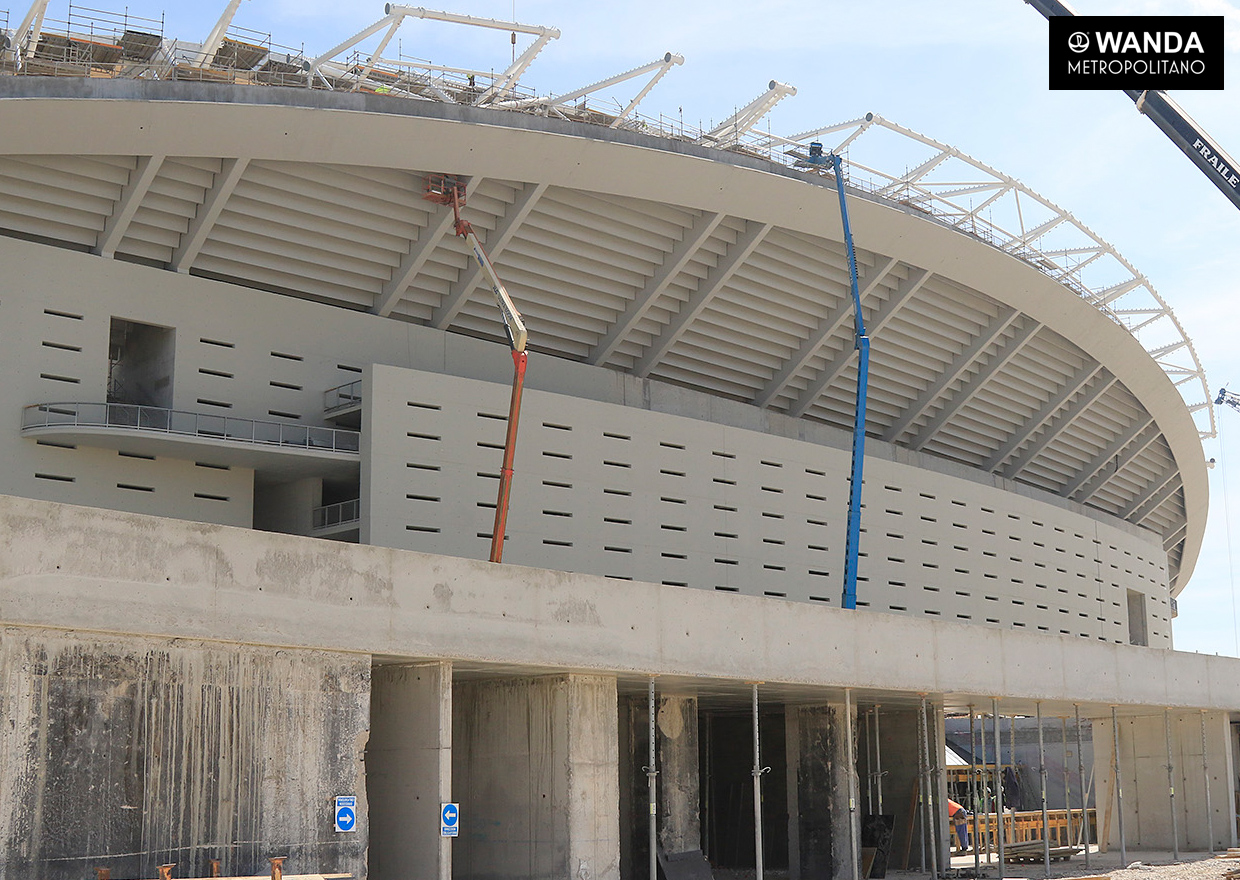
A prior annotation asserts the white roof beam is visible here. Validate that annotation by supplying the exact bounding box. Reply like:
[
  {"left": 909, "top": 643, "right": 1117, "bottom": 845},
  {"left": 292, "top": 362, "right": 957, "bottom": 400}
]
[
  {"left": 1002, "top": 374, "right": 1118, "bottom": 480},
  {"left": 308, "top": 9, "right": 404, "bottom": 75},
  {"left": 1149, "top": 338, "right": 1188, "bottom": 359},
  {"left": 171, "top": 157, "right": 249, "bottom": 275},
  {"left": 788, "top": 267, "right": 931, "bottom": 419},
  {"left": 878, "top": 148, "right": 956, "bottom": 196},
  {"left": 1092, "top": 277, "right": 1144, "bottom": 306},
  {"left": 8, "top": 0, "right": 49, "bottom": 61},
  {"left": 498, "top": 53, "right": 683, "bottom": 124},
  {"left": 700, "top": 81, "right": 796, "bottom": 149},
  {"left": 589, "top": 211, "right": 725, "bottom": 366},
  {"left": 754, "top": 256, "right": 898, "bottom": 409},
  {"left": 430, "top": 181, "right": 547, "bottom": 329},
  {"left": 982, "top": 363, "right": 1102, "bottom": 472},
  {"left": 633, "top": 221, "right": 772, "bottom": 378},
  {"left": 190, "top": 0, "right": 244, "bottom": 68},
  {"left": 1122, "top": 471, "right": 1182, "bottom": 524},
  {"left": 1005, "top": 212, "right": 1069, "bottom": 249},
  {"left": 95, "top": 154, "right": 165, "bottom": 260},
  {"left": 1067, "top": 419, "right": 1159, "bottom": 503},
  {"left": 373, "top": 176, "right": 486, "bottom": 318},
  {"left": 884, "top": 307, "right": 1019, "bottom": 444},
  {"left": 907, "top": 318, "right": 1041, "bottom": 452}
]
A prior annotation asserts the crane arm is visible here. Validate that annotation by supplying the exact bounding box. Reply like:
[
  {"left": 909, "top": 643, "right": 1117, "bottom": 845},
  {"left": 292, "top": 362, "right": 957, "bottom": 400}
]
[{"left": 1024, "top": 1, "right": 1240, "bottom": 213}]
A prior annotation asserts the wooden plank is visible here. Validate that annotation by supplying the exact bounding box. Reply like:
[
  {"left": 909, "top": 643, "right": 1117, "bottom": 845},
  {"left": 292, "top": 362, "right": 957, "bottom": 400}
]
[
  {"left": 901, "top": 776, "right": 920, "bottom": 870},
  {"left": 1101, "top": 731, "right": 1116, "bottom": 855}
]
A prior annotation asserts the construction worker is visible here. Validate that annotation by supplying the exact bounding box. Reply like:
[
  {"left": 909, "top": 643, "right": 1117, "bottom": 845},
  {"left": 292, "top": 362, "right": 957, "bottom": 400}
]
[{"left": 947, "top": 799, "right": 971, "bottom": 853}]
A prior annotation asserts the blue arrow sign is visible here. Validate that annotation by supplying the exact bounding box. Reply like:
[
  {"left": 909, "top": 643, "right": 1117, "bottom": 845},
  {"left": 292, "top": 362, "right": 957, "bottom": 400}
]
[
  {"left": 335, "top": 795, "right": 357, "bottom": 833},
  {"left": 441, "top": 802, "right": 460, "bottom": 837}
]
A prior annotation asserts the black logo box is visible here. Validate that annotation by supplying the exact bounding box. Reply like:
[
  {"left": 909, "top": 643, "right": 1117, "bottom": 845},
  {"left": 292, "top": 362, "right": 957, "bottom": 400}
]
[{"left": 1049, "top": 15, "right": 1223, "bottom": 90}]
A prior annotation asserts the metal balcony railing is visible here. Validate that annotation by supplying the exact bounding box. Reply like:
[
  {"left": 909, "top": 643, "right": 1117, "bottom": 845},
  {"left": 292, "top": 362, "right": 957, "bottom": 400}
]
[
  {"left": 23, "top": 402, "right": 360, "bottom": 454},
  {"left": 312, "top": 498, "right": 360, "bottom": 530},
  {"left": 323, "top": 380, "right": 362, "bottom": 414}
]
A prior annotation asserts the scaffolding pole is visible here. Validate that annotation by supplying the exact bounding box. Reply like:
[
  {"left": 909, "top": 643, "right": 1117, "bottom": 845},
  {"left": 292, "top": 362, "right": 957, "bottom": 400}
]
[
  {"left": 1112, "top": 707, "right": 1127, "bottom": 867},
  {"left": 969, "top": 709, "right": 981, "bottom": 875},
  {"left": 1165, "top": 709, "right": 1179, "bottom": 861},
  {"left": 1202, "top": 711, "right": 1216, "bottom": 853},
  {"left": 993, "top": 699, "right": 1006, "bottom": 878},
  {"left": 874, "top": 705, "right": 884, "bottom": 814},
  {"left": 920, "top": 696, "right": 940, "bottom": 878},
  {"left": 1037, "top": 702, "right": 1050, "bottom": 876},
  {"left": 752, "top": 683, "right": 765, "bottom": 880},
  {"left": 647, "top": 678, "right": 657, "bottom": 880},
  {"left": 845, "top": 688, "right": 859, "bottom": 880},
  {"left": 1075, "top": 705, "right": 1090, "bottom": 867},
  {"left": 980, "top": 709, "right": 992, "bottom": 866}
]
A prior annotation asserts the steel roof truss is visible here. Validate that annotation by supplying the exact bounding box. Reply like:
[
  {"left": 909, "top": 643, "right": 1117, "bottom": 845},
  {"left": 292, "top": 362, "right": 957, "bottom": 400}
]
[
  {"left": 95, "top": 154, "right": 165, "bottom": 260},
  {"left": 753, "top": 256, "right": 898, "bottom": 409},
  {"left": 633, "top": 220, "right": 771, "bottom": 378},
  {"left": 1066, "top": 418, "right": 1158, "bottom": 502},
  {"left": 788, "top": 267, "right": 931, "bottom": 419},
  {"left": 430, "top": 181, "right": 548, "bottom": 329},
  {"left": 999, "top": 371, "right": 1116, "bottom": 479},
  {"left": 171, "top": 157, "right": 249, "bottom": 275}
]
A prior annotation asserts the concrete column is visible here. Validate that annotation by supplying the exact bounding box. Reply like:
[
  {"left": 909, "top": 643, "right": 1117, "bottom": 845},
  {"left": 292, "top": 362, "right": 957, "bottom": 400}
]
[
  {"left": 1094, "top": 710, "right": 1235, "bottom": 853},
  {"left": 657, "top": 694, "right": 701, "bottom": 855},
  {"left": 366, "top": 661, "right": 452, "bottom": 880},
  {"left": 453, "top": 674, "right": 620, "bottom": 880},
  {"left": 786, "top": 702, "right": 858, "bottom": 880}
]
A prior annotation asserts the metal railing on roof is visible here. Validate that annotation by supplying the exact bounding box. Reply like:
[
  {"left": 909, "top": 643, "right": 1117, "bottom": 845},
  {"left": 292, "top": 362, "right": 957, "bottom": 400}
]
[
  {"left": 324, "top": 380, "right": 363, "bottom": 414},
  {"left": 23, "top": 401, "right": 361, "bottom": 454}
]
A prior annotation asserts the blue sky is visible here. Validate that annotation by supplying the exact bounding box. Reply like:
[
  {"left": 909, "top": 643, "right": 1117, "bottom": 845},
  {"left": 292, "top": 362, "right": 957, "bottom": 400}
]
[{"left": 27, "top": 0, "right": 1240, "bottom": 652}]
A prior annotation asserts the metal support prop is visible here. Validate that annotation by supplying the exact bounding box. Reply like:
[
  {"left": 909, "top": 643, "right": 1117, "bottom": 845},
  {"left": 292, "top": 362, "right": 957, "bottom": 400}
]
[
  {"left": 829, "top": 151, "right": 868, "bottom": 611},
  {"left": 917, "top": 701, "right": 927, "bottom": 872},
  {"left": 1075, "top": 705, "right": 1090, "bottom": 867},
  {"left": 1037, "top": 703, "right": 1050, "bottom": 875},
  {"left": 969, "top": 709, "right": 981, "bottom": 875},
  {"left": 993, "top": 700, "right": 1006, "bottom": 877},
  {"left": 866, "top": 707, "right": 875, "bottom": 814},
  {"left": 874, "top": 705, "right": 884, "bottom": 814},
  {"left": 1202, "top": 711, "right": 1215, "bottom": 853},
  {"left": 752, "top": 684, "right": 765, "bottom": 880},
  {"left": 980, "top": 710, "right": 992, "bottom": 865},
  {"left": 647, "top": 679, "right": 658, "bottom": 880},
  {"left": 920, "top": 696, "right": 940, "bottom": 878},
  {"left": 1112, "top": 707, "right": 1127, "bottom": 866},
  {"left": 1061, "top": 718, "right": 1070, "bottom": 845},
  {"left": 845, "top": 688, "right": 859, "bottom": 880},
  {"left": 1165, "top": 709, "right": 1179, "bottom": 860}
]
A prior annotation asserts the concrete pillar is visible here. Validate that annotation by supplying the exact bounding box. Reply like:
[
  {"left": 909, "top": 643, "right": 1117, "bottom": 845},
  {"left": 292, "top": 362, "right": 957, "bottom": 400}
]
[
  {"left": 453, "top": 674, "right": 620, "bottom": 880},
  {"left": 366, "top": 661, "right": 452, "bottom": 880},
  {"left": 786, "top": 702, "right": 857, "bottom": 880},
  {"left": 657, "top": 694, "right": 701, "bottom": 855},
  {"left": 1094, "top": 710, "right": 1235, "bottom": 853}
]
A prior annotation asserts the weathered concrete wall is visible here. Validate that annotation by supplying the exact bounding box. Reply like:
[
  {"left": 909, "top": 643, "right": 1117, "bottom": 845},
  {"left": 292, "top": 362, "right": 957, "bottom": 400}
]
[
  {"left": 452, "top": 674, "right": 620, "bottom": 880},
  {"left": 367, "top": 662, "right": 451, "bottom": 880},
  {"left": 0, "top": 495, "right": 1236, "bottom": 716},
  {"left": 1094, "top": 709, "right": 1236, "bottom": 852},
  {"left": 657, "top": 695, "right": 700, "bottom": 855},
  {"left": 0, "top": 627, "right": 369, "bottom": 880}
]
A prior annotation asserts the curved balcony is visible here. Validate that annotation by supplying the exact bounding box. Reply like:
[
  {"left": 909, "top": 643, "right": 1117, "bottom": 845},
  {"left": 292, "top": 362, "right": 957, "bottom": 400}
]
[{"left": 23, "top": 402, "right": 361, "bottom": 479}]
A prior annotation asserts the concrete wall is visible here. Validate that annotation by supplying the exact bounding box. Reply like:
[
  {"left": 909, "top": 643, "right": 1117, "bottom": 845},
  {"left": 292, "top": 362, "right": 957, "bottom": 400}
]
[
  {"left": 363, "top": 361, "right": 1172, "bottom": 646},
  {"left": 452, "top": 675, "right": 620, "bottom": 880},
  {"left": 0, "top": 494, "right": 1235, "bottom": 715},
  {"left": 0, "top": 234, "right": 1175, "bottom": 644},
  {"left": 0, "top": 627, "right": 369, "bottom": 880},
  {"left": 1094, "top": 709, "right": 1236, "bottom": 852},
  {"left": 367, "top": 662, "right": 452, "bottom": 880}
]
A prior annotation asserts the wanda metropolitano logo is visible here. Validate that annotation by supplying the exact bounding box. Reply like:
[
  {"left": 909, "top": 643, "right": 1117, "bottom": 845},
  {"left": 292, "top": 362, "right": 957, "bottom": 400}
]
[{"left": 1048, "top": 16, "right": 1224, "bottom": 89}]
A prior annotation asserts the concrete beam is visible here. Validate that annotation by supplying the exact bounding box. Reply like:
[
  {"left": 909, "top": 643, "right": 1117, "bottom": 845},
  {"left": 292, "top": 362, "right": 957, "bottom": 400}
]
[
  {"left": 755, "top": 256, "right": 898, "bottom": 410},
  {"left": 171, "top": 157, "right": 249, "bottom": 274},
  {"left": 982, "top": 362, "right": 1103, "bottom": 473},
  {"left": 95, "top": 154, "right": 165, "bottom": 259},
  {"left": 589, "top": 211, "right": 726, "bottom": 366},
  {"left": 1066, "top": 418, "right": 1158, "bottom": 502},
  {"left": 0, "top": 494, "right": 1234, "bottom": 715},
  {"left": 788, "top": 267, "right": 930, "bottom": 419},
  {"left": 1002, "top": 373, "right": 1118, "bottom": 480},
  {"left": 633, "top": 220, "right": 771, "bottom": 378}
]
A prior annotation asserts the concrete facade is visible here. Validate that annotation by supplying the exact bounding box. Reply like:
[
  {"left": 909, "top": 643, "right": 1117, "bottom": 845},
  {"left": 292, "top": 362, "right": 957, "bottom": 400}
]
[{"left": 0, "top": 68, "right": 1230, "bottom": 880}]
